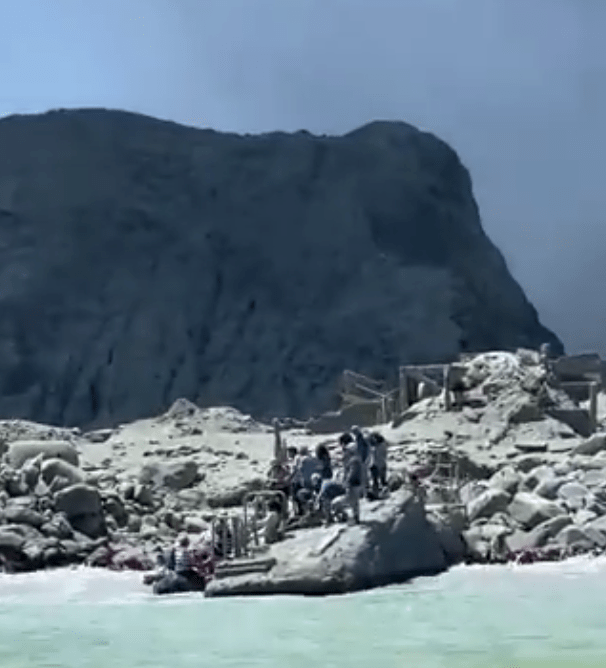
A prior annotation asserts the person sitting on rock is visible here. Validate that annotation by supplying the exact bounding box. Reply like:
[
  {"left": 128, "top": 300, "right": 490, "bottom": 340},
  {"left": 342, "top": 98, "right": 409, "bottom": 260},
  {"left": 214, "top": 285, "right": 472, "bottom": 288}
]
[
  {"left": 315, "top": 443, "right": 333, "bottom": 480},
  {"left": 315, "top": 477, "right": 346, "bottom": 525},
  {"left": 267, "top": 458, "right": 292, "bottom": 504},
  {"left": 293, "top": 472, "right": 322, "bottom": 517},
  {"left": 291, "top": 446, "right": 321, "bottom": 515},
  {"left": 368, "top": 432, "right": 388, "bottom": 497},
  {"left": 264, "top": 496, "right": 285, "bottom": 545},
  {"left": 152, "top": 534, "right": 207, "bottom": 595},
  {"left": 172, "top": 533, "right": 193, "bottom": 574}
]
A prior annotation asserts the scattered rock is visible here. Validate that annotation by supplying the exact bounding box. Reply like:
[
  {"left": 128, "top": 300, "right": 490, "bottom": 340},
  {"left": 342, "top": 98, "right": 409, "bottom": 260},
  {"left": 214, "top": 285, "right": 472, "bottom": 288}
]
[
  {"left": 514, "top": 442, "right": 547, "bottom": 453},
  {"left": 463, "top": 523, "right": 511, "bottom": 559},
  {"left": 40, "top": 458, "right": 83, "bottom": 488},
  {"left": 574, "top": 509, "right": 598, "bottom": 526},
  {"left": 207, "top": 479, "right": 265, "bottom": 508},
  {"left": 102, "top": 494, "right": 128, "bottom": 528},
  {"left": 508, "top": 492, "right": 563, "bottom": 530},
  {"left": 525, "top": 514, "right": 572, "bottom": 549},
  {"left": 554, "top": 525, "right": 596, "bottom": 550},
  {"left": 459, "top": 481, "right": 490, "bottom": 506},
  {"left": 573, "top": 433, "right": 606, "bottom": 456},
  {"left": 534, "top": 477, "right": 565, "bottom": 500},
  {"left": 54, "top": 484, "right": 106, "bottom": 538},
  {"left": 515, "top": 455, "right": 546, "bottom": 473},
  {"left": 557, "top": 482, "right": 589, "bottom": 509},
  {"left": 133, "top": 484, "right": 154, "bottom": 507},
  {"left": 7, "top": 441, "right": 79, "bottom": 469},
  {"left": 40, "top": 513, "right": 74, "bottom": 540},
  {"left": 467, "top": 489, "right": 511, "bottom": 523},
  {"left": 521, "top": 465, "right": 556, "bottom": 492},
  {"left": 489, "top": 466, "right": 521, "bottom": 495},
  {"left": 1, "top": 506, "right": 45, "bottom": 528},
  {"left": 183, "top": 516, "right": 208, "bottom": 534},
  {"left": 138, "top": 460, "right": 199, "bottom": 490}
]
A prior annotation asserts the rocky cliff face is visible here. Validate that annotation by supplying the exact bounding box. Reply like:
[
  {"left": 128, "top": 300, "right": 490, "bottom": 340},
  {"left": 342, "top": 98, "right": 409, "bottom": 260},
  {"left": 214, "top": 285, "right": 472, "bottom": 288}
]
[{"left": 0, "top": 109, "right": 562, "bottom": 427}]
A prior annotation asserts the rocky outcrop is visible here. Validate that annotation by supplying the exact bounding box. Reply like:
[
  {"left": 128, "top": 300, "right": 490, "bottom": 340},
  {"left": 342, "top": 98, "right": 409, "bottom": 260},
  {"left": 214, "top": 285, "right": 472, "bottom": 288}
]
[
  {"left": 0, "top": 109, "right": 561, "bottom": 428},
  {"left": 205, "top": 491, "right": 464, "bottom": 597}
]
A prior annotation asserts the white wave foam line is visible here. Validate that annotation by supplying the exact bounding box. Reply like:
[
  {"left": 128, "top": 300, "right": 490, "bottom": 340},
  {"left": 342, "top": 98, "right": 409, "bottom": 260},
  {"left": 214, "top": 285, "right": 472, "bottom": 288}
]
[
  {"left": 448, "top": 554, "right": 606, "bottom": 578},
  {"left": 0, "top": 567, "right": 149, "bottom": 606}
]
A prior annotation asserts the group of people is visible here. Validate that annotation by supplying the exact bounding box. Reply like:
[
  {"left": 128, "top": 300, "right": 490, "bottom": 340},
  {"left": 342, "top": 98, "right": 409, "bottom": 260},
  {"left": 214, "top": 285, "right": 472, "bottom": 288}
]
[
  {"left": 264, "top": 424, "right": 389, "bottom": 540},
  {"left": 145, "top": 424, "right": 391, "bottom": 593}
]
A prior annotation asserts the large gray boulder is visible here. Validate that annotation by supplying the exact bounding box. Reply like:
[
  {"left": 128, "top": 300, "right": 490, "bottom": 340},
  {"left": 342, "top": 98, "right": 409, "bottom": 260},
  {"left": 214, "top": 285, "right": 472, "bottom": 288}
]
[
  {"left": 40, "top": 458, "right": 83, "bottom": 489},
  {"left": 467, "top": 489, "right": 511, "bottom": 523},
  {"left": 553, "top": 525, "right": 598, "bottom": 550},
  {"left": 6, "top": 441, "right": 79, "bottom": 469},
  {"left": 573, "top": 433, "right": 606, "bottom": 456},
  {"left": 1, "top": 506, "right": 45, "bottom": 529},
  {"left": 0, "top": 109, "right": 561, "bottom": 427},
  {"left": 557, "top": 482, "right": 589, "bottom": 511},
  {"left": 54, "top": 484, "right": 105, "bottom": 538},
  {"left": 534, "top": 476, "right": 566, "bottom": 500},
  {"left": 507, "top": 514, "right": 572, "bottom": 552},
  {"left": 138, "top": 460, "right": 198, "bottom": 491},
  {"left": 205, "top": 490, "right": 463, "bottom": 597},
  {"left": 463, "top": 522, "right": 511, "bottom": 559},
  {"left": 489, "top": 466, "right": 521, "bottom": 495},
  {"left": 508, "top": 492, "right": 563, "bottom": 530},
  {"left": 520, "top": 465, "right": 556, "bottom": 492}
]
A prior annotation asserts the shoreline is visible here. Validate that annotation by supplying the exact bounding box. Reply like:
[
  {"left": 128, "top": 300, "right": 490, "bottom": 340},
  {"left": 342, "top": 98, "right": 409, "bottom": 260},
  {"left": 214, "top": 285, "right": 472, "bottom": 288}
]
[{"left": 1, "top": 350, "right": 606, "bottom": 594}]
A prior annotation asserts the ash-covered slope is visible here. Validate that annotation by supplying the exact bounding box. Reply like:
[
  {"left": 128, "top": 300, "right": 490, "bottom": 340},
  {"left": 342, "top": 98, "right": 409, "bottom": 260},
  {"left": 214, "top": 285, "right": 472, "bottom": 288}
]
[{"left": 0, "top": 109, "right": 562, "bottom": 427}]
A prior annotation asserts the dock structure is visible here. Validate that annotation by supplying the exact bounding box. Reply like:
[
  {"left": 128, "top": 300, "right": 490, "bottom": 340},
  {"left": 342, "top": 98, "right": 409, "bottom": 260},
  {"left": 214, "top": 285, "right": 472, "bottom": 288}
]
[{"left": 336, "top": 348, "right": 604, "bottom": 434}]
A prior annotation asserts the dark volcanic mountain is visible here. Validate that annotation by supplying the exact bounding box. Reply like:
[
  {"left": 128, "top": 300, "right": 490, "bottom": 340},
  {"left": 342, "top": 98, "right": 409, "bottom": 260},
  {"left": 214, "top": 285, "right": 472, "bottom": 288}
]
[{"left": 0, "top": 108, "right": 562, "bottom": 427}]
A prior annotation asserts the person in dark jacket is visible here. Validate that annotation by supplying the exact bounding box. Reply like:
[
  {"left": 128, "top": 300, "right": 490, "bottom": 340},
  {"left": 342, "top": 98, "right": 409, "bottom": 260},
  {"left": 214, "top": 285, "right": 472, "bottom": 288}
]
[
  {"left": 351, "top": 426, "right": 369, "bottom": 494},
  {"left": 315, "top": 443, "right": 333, "bottom": 480},
  {"left": 343, "top": 443, "right": 363, "bottom": 524},
  {"left": 368, "top": 432, "right": 388, "bottom": 496}
]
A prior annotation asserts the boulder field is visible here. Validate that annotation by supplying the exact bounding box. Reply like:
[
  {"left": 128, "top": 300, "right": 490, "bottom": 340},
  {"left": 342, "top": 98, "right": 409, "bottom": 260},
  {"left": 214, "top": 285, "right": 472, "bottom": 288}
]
[{"left": 0, "top": 349, "right": 606, "bottom": 593}]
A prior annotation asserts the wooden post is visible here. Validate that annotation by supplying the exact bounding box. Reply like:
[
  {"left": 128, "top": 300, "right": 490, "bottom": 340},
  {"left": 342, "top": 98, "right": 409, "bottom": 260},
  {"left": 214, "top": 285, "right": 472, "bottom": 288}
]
[
  {"left": 272, "top": 418, "right": 284, "bottom": 463},
  {"left": 589, "top": 382, "right": 598, "bottom": 434},
  {"left": 232, "top": 516, "right": 241, "bottom": 558},
  {"left": 443, "top": 365, "right": 452, "bottom": 411},
  {"left": 380, "top": 396, "right": 387, "bottom": 423},
  {"left": 399, "top": 367, "right": 409, "bottom": 413}
]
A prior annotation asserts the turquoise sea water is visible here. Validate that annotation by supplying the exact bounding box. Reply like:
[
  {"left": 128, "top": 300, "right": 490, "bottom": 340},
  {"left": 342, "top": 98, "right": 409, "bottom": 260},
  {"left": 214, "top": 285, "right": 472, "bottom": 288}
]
[{"left": 1, "top": 557, "right": 605, "bottom": 667}]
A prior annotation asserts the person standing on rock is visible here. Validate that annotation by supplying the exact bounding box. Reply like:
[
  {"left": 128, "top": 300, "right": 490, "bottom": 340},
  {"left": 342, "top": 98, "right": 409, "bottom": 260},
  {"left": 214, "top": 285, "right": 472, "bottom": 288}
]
[
  {"left": 368, "top": 432, "right": 388, "bottom": 496},
  {"left": 351, "top": 426, "right": 370, "bottom": 494},
  {"left": 342, "top": 441, "right": 363, "bottom": 524}
]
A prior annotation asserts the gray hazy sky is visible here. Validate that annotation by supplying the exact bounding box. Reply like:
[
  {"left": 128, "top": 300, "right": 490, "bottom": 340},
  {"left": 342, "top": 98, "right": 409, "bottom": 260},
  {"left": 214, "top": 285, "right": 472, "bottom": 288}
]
[{"left": 1, "top": 0, "right": 605, "bottom": 355}]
